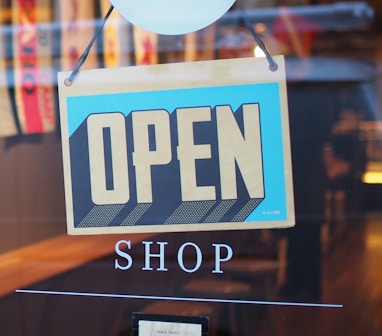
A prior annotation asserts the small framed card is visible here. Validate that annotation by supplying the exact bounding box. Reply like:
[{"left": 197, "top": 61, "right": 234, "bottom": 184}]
[{"left": 132, "top": 313, "right": 209, "bottom": 336}]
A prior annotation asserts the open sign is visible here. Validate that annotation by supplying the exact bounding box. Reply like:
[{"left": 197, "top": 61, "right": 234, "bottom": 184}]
[{"left": 58, "top": 57, "right": 294, "bottom": 234}]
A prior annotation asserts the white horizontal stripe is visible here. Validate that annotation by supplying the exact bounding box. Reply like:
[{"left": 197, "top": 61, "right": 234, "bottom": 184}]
[{"left": 16, "top": 289, "right": 343, "bottom": 308}]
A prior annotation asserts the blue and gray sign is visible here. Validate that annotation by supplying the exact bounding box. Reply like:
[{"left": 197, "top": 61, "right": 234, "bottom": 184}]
[{"left": 59, "top": 57, "right": 294, "bottom": 234}]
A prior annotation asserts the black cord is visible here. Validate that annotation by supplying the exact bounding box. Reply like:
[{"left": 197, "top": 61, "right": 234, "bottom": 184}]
[
  {"left": 65, "top": 5, "right": 114, "bottom": 86},
  {"left": 240, "top": 10, "right": 278, "bottom": 72},
  {"left": 64, "top": 5, "right": 278, "bottom": 86}
]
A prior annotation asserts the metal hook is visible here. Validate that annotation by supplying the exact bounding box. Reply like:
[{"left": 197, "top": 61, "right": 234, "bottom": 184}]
[
  {"left": 64, "top": 5, "right": 115, "bottom": 86},
  {"left": 240, "top": 10, "right": 278, "bottom": 72}
]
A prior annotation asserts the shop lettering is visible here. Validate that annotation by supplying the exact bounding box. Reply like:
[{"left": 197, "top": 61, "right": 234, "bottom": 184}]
[
  {"left": 18, "top": 3, "right": 54, "bottom": 124},
  {"left": 38, "top": 71, "right": 55, "bottom": 124},
  {"left": 38, "top": 27, "right": 49, "bottom": 46},
  {"left": 68, "top": 0, "right": 80, "bottom": 68},
  {"left": 114, "top": 240, "right": 233, "bottom": 273},
  {"left": 69, "top": 0, "right": 79, "bottom": 31},
  {"left": 22, "top": 73, "right": 36, "bottom": 95},
  {"left": 19, "top": 0, "right": 38, "bottom": 98},
  {"left": 87, "top": 104, "right": 264, "bottom": 206}
]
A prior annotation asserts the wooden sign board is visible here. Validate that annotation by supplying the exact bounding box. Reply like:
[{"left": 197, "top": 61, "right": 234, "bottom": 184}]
[{"left": 58, "top": 57, "right": 294, "bottom": 235}]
